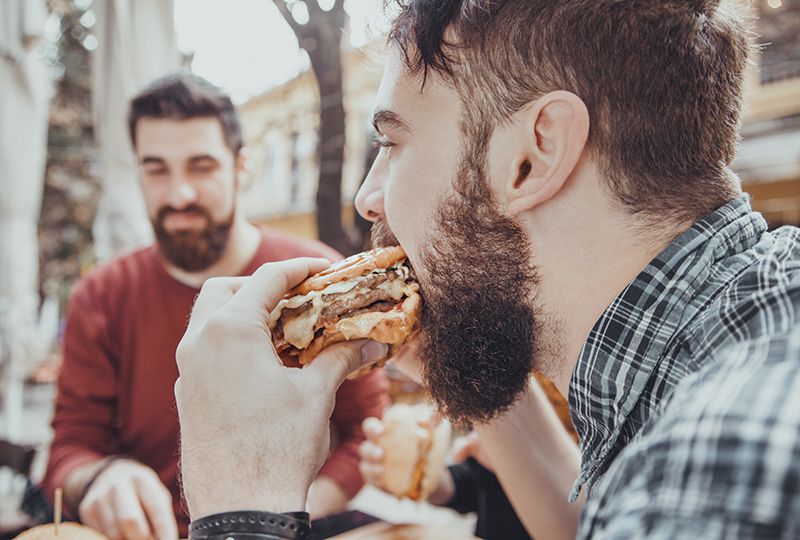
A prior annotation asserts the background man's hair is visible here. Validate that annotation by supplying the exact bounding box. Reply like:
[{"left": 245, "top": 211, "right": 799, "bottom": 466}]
[
  {"left": 128, "top": 73, "right": 243, "bottom": 155},
  {"left": 389, "top": 0, "right": 756, "bottom": 224}
]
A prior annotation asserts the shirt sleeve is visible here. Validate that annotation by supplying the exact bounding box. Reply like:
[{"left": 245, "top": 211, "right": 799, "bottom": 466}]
[
  {"left": 41, "top": 277, "right": 121, "bottom": 512},
  {"left": 318, "top": 369, "right": 390, "bottom": 499},
  {"left": 598, "top": 512, "right": 793, "bottom": 539}
]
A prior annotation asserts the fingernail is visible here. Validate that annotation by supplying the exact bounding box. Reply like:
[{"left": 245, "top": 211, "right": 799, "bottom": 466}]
[{"left": 361, "top": 341, "right": 389, "bottom": 364}]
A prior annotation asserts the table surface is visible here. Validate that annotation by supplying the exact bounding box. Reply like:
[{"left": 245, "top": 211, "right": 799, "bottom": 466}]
[{"left": 330, "top": 522, "right": 478, "bottom": 539}]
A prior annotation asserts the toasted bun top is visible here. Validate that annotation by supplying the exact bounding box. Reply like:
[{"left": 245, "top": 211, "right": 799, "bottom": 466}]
[
  {"left": 290, "top": 246, "right": 407, "bottom": 296},
  {"left": 15, "top": 523, "right": 108, "bottom": 540}
]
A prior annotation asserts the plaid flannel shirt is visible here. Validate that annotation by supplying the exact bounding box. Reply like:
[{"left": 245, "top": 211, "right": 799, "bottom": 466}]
[{"left": 570, "top": 196, "right": 800, "bottom": 539}]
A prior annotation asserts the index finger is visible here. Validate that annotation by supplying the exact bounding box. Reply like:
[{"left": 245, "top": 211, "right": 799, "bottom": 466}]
[
  {"left": 135, "top": 476, "right": 177, "bottom": 540},
  {"left": 362, "top": 417, "right": 385, "bottom": 440},
  {"left": 186, "top": 276, "right": 249, "bottom": 337},
  {"left": 225, "top": 257, "right": 330, "bottom": 316}
]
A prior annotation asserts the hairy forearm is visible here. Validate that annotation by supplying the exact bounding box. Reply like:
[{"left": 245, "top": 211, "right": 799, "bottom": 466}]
[{"left": 476, "top": 379, "right": 584, "bottom": 540}]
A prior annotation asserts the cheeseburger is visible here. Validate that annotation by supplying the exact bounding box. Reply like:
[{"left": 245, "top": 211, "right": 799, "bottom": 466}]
[
  {"left": 269, "top": 246, "right": 421, "bottom": 374},
  {"left": 14, "top": 523, "right": 107, "bottom": 540},
  {"left": 377, "top": 403, "right": 451, "bottom": 501}
]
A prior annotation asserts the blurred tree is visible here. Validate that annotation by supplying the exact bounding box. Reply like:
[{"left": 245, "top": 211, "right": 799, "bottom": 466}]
[
  {"left": 39, "top": 0, "right": 101, "bottom": 310},
  {"left": 274, "top": 0, "right": 363, "bottom": 255}
]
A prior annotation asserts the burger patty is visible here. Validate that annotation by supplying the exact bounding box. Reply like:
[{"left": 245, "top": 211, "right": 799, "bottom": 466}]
[
  {"left": 280, "top": 300, "right": 314, "bottom": 320},
  {"left": 323, "top": 300, "right": 397, "bottom": 327},
  {"left": 321, "top": 272, "right": 392, "bottom": 303},
  {"left": 318, "top": 290, "right": 399, "bottom": 328}
]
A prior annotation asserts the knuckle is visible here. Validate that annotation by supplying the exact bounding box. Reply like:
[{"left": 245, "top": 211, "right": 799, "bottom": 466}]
[
  {"left": 118, "top": 516, "right": 142, "bottom": 533},
  {"left": 175, "top": 339, "right": 193, "bottom": 370},
  {"left": 78, "top": 499, "right": 95, "bottom": 519}
]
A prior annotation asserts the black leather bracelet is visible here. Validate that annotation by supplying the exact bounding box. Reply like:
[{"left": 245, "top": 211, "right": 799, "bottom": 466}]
[{"left": 190, "top": 511, "right": 311, "bottom": 540}]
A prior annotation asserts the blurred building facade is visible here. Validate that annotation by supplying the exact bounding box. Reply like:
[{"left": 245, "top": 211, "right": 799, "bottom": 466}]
[
  {"left": 736, "top": 0, "right": 800, "bottom": 226},
  {"left": 239, "top": 44, "right": 383, "bottom": 237}
]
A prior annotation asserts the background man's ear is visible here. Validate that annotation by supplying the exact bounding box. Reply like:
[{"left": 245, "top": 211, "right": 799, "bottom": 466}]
[{"left": 235, "top": 147, "right": 251, "bottom": 191}]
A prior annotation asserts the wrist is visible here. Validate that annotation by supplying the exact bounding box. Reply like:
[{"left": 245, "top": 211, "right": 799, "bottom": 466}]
[
  {"left": 65, "top": 456, "right": 128, "bottom": 512},
  {"left": 190, "top": 493, "right": 308, "bottom": 522},
  {"left": 427, "top": 470, "right": 456, "bottom": 506},
  {"left": 190, "top": 510, "right": 311, "bottom": 540}
]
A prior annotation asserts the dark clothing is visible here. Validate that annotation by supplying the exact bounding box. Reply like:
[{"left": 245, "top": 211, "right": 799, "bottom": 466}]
[{"left": 447, "top": 458, "right": 532, "bottom": 540}]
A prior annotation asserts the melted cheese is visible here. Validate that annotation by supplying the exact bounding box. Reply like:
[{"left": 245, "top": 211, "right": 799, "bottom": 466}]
[
  {"left": 336, "top": 310, "right": 400, "bottom": 339},
  {"left": 269, "top": 272, "right": 419, "bottom": 349},
  {"left": 280, "top": 295, "right": 324, "bottom": 349},
  {"left": 268, "top": 278, "right": 359, "bottom": 329}
]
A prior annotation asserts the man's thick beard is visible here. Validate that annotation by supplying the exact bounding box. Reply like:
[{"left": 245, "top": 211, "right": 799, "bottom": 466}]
[
  {"left": 153, "top": 204, "right": 234, "bottom": 272},
  {"left": 372, "top": 145, "right": 540, "bottom": 426}
]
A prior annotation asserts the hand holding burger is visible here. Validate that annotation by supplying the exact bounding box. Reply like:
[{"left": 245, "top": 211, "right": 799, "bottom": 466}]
[
  {"left": 359, "top": 404, "right": 452, "bottom": 502},
  {"left": 175, "top": 258, "right": 390, "bottom": 520}
]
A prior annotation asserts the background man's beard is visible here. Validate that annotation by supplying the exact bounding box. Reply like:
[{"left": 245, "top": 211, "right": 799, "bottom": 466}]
[
  {"left": 371, "top": 149, "right": 540, "bottom": 427},
  {"left": 153, "top": 204, "right": 234, "bottom": 272}
]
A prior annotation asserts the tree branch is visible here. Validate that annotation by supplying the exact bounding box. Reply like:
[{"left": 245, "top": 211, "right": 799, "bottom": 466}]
[
  {"left": 272, "top": 0, "right": 303, "bottom": 36},
  {"left": 306, "top": 0, "right": 323, "bottom": 17}
]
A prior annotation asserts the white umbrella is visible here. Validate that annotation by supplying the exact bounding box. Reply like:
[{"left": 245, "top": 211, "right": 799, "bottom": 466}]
[
  {"left": 91, "top": 0, "right": 179, "bottom": 260},
  {"left": 0, "top": 0, "right": 51, "bottom": 441}
]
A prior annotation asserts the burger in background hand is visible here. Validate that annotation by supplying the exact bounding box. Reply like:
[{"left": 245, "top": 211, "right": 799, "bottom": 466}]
[
  {"left": 269, "top": 246, "right": 421, "bottom": 377},
  {"left": 376, "top": 403, "right": 451, "bottom": 501}
]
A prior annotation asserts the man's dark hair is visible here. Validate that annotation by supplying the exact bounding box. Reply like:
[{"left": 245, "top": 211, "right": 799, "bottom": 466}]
[
  {"left": 128, "top": 73, "right": 243, "bottom": 155},
  {"left": 389, "top": 0, "right": 754, "bottom": 224}
]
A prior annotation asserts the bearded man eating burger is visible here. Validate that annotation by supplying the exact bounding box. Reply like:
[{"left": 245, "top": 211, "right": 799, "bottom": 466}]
[{"left": 175, "top": 1, "right": 800, "bottom": 539}]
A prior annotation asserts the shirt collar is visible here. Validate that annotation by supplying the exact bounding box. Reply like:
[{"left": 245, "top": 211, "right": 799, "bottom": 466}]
[{"left": 567, "top": 196, "right": 767, "bottom": 501}]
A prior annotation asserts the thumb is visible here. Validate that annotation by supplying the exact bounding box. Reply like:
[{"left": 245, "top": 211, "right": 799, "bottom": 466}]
[{"left": 304, "top": 340, "right": 389, "bottom": 393}]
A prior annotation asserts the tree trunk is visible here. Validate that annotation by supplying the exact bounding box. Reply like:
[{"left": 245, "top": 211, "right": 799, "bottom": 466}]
[
  {"left": 274, "top": 0, "right": 355, "bottom": 254},
  {"left": 308, "top": 38, "right": 350, "bottom": 254}
]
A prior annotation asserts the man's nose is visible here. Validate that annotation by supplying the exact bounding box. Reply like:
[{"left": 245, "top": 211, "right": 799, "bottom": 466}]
[
  {"left": 164, "top": 178, "right": 198, "bottom": 209},
  {"left": 355, "top": 160, "right": 386, "bottom": 223}
]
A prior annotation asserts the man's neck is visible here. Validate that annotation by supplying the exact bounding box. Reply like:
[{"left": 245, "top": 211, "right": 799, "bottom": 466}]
[
  {"left": 164, "top": 219, "right": 262, "bottom": 289},
  {"left": 526, "top": 181, "right": 691, "bottom": 396}
]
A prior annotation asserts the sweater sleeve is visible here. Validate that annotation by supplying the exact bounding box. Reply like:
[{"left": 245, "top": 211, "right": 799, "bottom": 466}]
[
  {"left": 318, "top": 369, "right": 390, "bottom": 499},
  {"left": 41, "top": 277, "right": 121, "bottom": 511}
]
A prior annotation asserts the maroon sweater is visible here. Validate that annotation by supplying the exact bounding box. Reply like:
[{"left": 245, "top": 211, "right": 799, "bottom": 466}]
[{"left": 42, "top": 228, "right": 389, "bottom": 535}]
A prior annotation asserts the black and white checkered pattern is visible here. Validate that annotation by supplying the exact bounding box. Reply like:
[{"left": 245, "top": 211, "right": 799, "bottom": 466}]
[{"left": 569, "top": 197, "right": 800, "bottom": 538}]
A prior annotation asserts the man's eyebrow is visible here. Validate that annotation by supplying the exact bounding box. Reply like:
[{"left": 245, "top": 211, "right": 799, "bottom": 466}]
[
  {"left": 188, "top": 154, "right": 220, "bottom": 165},
  {"left": 372, "top": 110, "right": 411, "bottom": 134},
  {"left": 141, "top": 156, "right": 166, "bottom": 166}
]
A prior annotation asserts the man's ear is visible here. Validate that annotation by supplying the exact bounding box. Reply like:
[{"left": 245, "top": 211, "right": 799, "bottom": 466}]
[
  {"left": 235, "top": 147, "right": 251, "bottom": 192},
  {"left": 506, "top": 91, "right": 589, "bottom": 216}
]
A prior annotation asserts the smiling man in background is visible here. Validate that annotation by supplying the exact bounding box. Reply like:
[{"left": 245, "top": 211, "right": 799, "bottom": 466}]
[{"left": 41, "top": 74, "right": 388, "bottom": 540}]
